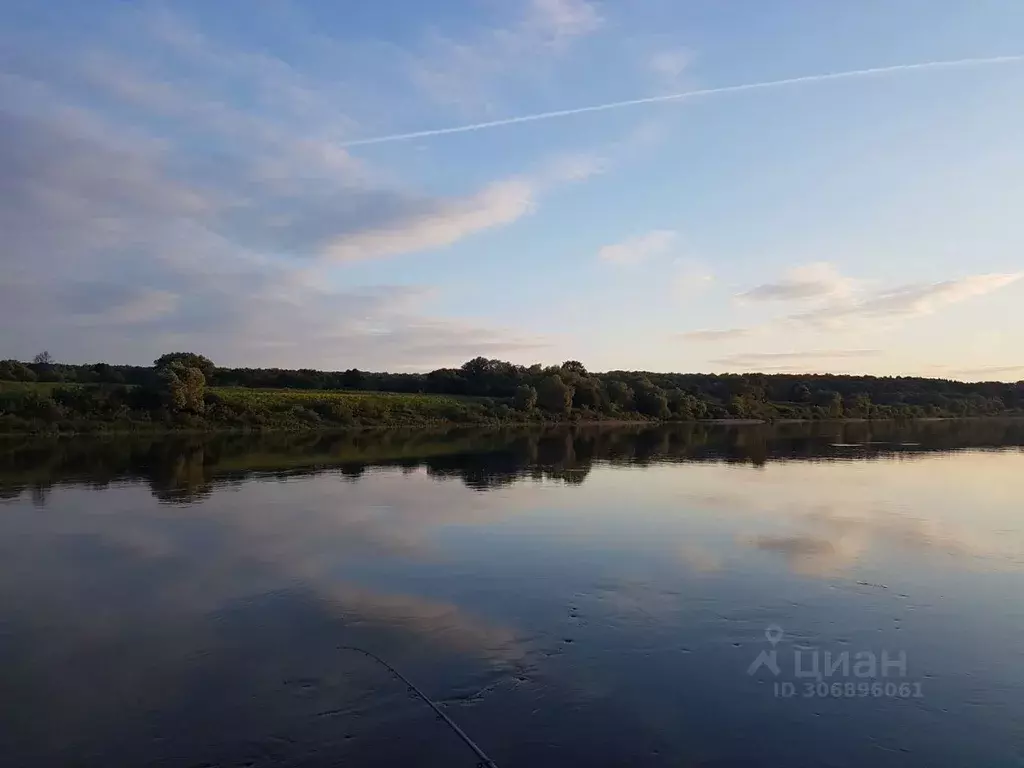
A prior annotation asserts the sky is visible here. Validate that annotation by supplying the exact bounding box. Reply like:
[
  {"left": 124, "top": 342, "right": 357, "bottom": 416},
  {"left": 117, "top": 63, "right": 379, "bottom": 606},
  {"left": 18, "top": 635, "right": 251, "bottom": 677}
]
[{"left": 2, "top": 0, "right": 1023, "bottom": 380}]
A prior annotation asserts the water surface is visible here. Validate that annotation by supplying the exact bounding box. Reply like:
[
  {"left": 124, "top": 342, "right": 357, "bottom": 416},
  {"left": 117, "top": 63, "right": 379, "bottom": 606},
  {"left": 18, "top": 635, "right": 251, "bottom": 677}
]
[{"left": 1, "top": 421, "right": 1022, "bottom": 767}]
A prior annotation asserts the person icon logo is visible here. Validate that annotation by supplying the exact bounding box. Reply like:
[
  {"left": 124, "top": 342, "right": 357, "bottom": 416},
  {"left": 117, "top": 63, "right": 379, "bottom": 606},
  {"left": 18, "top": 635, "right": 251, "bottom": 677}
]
[{"left": 747, "top": 625, "right": 784, "bottom": 676}]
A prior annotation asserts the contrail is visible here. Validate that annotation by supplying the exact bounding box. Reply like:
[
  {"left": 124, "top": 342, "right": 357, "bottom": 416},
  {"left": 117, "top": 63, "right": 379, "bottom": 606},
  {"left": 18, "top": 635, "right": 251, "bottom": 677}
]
[{"left": 340, "top": 55, "right": 1024, "bottom": 148}]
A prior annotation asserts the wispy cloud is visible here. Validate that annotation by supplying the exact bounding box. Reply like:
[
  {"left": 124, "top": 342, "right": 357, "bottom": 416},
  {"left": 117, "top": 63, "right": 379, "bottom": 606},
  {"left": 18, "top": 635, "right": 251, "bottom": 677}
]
[
  {"left": 529, "top": 0, "right": 603, "bottom": 41},
  {"left": 66, "top": 285, "right": 180, "bottom": 326},
  {"left": 321, "top": 149, "right": 600, "bottom": 262},
  {"left": 792, "top": 273, "right": 1022, "bottom": 327},
  {"left": 648, "top": 48, "right": 693, "bottom": 84},
  {"left": 325, "top": 179, "right": 535, "bottom": 262},
  {"left": 738, "top": 262, "right": 857, "bottom": 302},
  {"left": 540, "top": 152, "right": 607, "bottom": 183},
  {"left": 687, "top": 268, "right": 1021, "bottom": 365},
  {"left": 0, "top": 12, "right": 563, "bottom": 366},
  {"left": 410, "top": 0, "right": 602, "bottom": 114},
  {"left": 145, "top": 7, "right": 341, "bottom": 123},
  {"left": 712, "top": 350, "right": 882, "bottom": 368},
  {"left": 678, "top": 328, "right": 751, "bottom": 342},
  {"left": 599, "top": 229, "right": 676, "bottom": 266},
  {"left": 940, "top": 364, "right": 1024, "bottom": 380}
]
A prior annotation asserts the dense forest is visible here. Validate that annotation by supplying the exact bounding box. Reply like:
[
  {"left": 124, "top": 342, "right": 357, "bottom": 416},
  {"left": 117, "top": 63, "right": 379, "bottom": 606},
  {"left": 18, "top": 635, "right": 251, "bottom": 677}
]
[{"left": 0, "top": 351, "right": 1021, "bottom": 433}]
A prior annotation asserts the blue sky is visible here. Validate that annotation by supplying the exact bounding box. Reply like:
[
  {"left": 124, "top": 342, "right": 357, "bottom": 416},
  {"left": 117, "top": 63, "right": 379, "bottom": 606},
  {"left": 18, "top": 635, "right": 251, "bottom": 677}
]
[{"left": 3, "top": 0, "right": 1023, "bottom": 379}]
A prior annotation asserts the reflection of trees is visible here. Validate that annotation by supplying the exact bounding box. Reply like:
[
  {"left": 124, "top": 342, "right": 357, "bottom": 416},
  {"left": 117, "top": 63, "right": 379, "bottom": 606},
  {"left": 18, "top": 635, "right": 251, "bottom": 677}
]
[
  {"left": 725, "top": 428, "right": 769, "bottom": 467},
  {"left": 426, "top": 452, "right": 524, "bottom": 491},
  {"left": 0, "top": 419, "right": 1022, "bottom": 503},
  {"left": 424, "top": 430, "right": 601, "bottom": 489},
  {"left": 147, "top": 440, "right": 214, "bottom": 505},
  {"left": 340, "top": 464, "right": 365, "bottom": 481},
  {"left": 30, "top": 484, "right": 50, "bottom": 508}
]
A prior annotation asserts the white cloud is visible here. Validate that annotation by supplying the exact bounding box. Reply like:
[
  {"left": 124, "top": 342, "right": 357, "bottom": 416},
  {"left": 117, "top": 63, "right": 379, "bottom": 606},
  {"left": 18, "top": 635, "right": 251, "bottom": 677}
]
[
  {"left": 945, "top": 364, "right": 1024, "bottom": 380},
  {"left": 709, "top": 349, "right": 884, "bottom": 374},
  {"left": 528, "top": 0, "right": 603, "bottom": 41},
  {"left": 324, "top": 179, "right": 535, "bottom": 262},
  {"left": 319, "top": 150, "right": 600, "bottom": 263},
  {"left": 410, "top": 0, "right": 601, "bottom": 114},
  {"left": 599, "top": 230, "right": 676, "bottom": 266},
  {"left": 738, "top": 262, "right": 858, "bottom": 302},
  {"left": 0, "top": 110, "right": 213, "bottom": 273},
  {"left": 679, "top": 328, "right": 750, "bottom": 342},
  {"left": 792, "top": 272, "right": 1023, "bottom": 327},
  {"left": 146, "top": 7, "right": 335, "bottom": 121},
  {"left": 0, "top": 45, "right": 557, "bottom": 367},
  {"left": 540, "top": 152, "right": 606, "bottom": 183},
  {"left": 0, "top": 0, "right": 620, "bottom": 369},
  {"left": 648, "top": 48, "right": 692, "bottom": 83},
  {"left": 76, "top": 289, "right": 180, "bottom": 326},
  {"left": 736, "top": 265, "right": 1022, "bottom": 339},
  {"left": 5, "top": 15, "right": 601, "bottom": 269},
  {"left": 713, "top": 350, "right": 881, "bottom": 365}
]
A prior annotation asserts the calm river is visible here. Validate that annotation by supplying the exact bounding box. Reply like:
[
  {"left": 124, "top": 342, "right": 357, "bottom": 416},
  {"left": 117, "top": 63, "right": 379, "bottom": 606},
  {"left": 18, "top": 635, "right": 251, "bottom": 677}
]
[{"left": 1, "top": 421, "right": 1022, "bottom": 767}]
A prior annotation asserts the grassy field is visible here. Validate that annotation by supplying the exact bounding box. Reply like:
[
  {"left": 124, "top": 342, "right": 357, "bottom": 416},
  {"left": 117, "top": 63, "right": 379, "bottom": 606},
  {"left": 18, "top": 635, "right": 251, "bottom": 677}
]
[
  {"left": 0, "top": 381, "right": 494, "bottom": 409},
  {"left": 206, "top": 386, "right": 514, "bottom": 428},
  {"left": 0, "top": 379, "right": 522, "bottom": 434},
  {"left": 210, "top": 386, "right": 502, "bottom": 420},
  {"left": 0, "top": 381, "right": 72, "bottom": 394},
  {"left": 211, "top": 386, "right": 480, "bottom": 407}
]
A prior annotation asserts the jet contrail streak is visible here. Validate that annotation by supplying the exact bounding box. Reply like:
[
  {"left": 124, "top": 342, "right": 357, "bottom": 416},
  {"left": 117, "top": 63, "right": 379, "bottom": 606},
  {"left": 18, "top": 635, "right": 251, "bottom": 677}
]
[{"left": 339, "top": 55, "right": 1024, "bottom": 148}]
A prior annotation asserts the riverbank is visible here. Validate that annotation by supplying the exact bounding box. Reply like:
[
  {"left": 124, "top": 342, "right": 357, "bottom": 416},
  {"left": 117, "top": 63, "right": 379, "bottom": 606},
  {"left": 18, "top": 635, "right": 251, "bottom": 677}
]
[
  {"left": 0, "top": 384, "right": 661, "bottom": 435},
  {"left": 2, "top": 376, "right": 1020, "bottom": 435},
  {"left": 3, "top": 413, "right": 1021, "bottom": 437}
]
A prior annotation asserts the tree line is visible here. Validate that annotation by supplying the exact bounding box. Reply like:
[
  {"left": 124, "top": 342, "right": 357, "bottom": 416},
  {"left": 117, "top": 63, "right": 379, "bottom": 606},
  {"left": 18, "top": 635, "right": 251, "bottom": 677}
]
[{"left": 0, "top": 351, "right": 1021, "bottom": 433}]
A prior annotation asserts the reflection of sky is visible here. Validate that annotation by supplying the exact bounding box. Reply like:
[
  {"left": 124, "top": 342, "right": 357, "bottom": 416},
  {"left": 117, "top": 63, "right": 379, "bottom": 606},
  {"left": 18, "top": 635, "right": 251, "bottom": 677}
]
[
  {"left": 533, "top": 451, "right": 1024, "bottom": 575},
  {"left": 1, "top": 448, "right": 1023, "bottom": 766}
]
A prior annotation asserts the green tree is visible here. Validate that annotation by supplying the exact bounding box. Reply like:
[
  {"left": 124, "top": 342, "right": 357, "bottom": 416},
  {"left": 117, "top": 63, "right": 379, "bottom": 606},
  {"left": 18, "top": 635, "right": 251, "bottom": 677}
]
[
  {"left": 813, "top": 391, "right": 843, "bottom": 418},
  {"left": 159, "top": 363, "right": 206, "bottom": 413},
  {"left": 633, "top": 378, "right": 670, "bottom": 418},
  {"left": 537, "top": 375, "right": 573, "bottom": 416},
  {"left": 513, "top": 384, "right": 538, "bottom": 411},
  {"left": 460, "top": 356, "right": 495, "bottom": 378},
  {"left": 666, "top": 388, "right": 701, "bottom": 419},
  {"left": 30, "top": 350, "right": 61, "bottom": 382},
  {"left": 572, "top": 377, "right": 604, "bottom": 410},
  {"left": 0, "top": 360, "right": 37, "bottom": 382},
  {"left": 20, "top": 391, "right": 65, "bottom": 422},
  {"left": 606, "top": 380, "right": 634, "bottom": 411},
  {"left": 792, "top": 383, "right": 812, "bottom": 403},
  {"left": 729, "top": 395, "right": 750, "bottom": 418},
  {"left": 154, "top": 352, "right": 216, "bottom": 379},
  {"left": 91, "top": 362, "right": 125, "bottom": 384},
  {"left": 843, "top": 393, "right": 872, "bottom": 418},
  {"left": 341, "top": 368, "right": 365, "bottom": 389}
]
